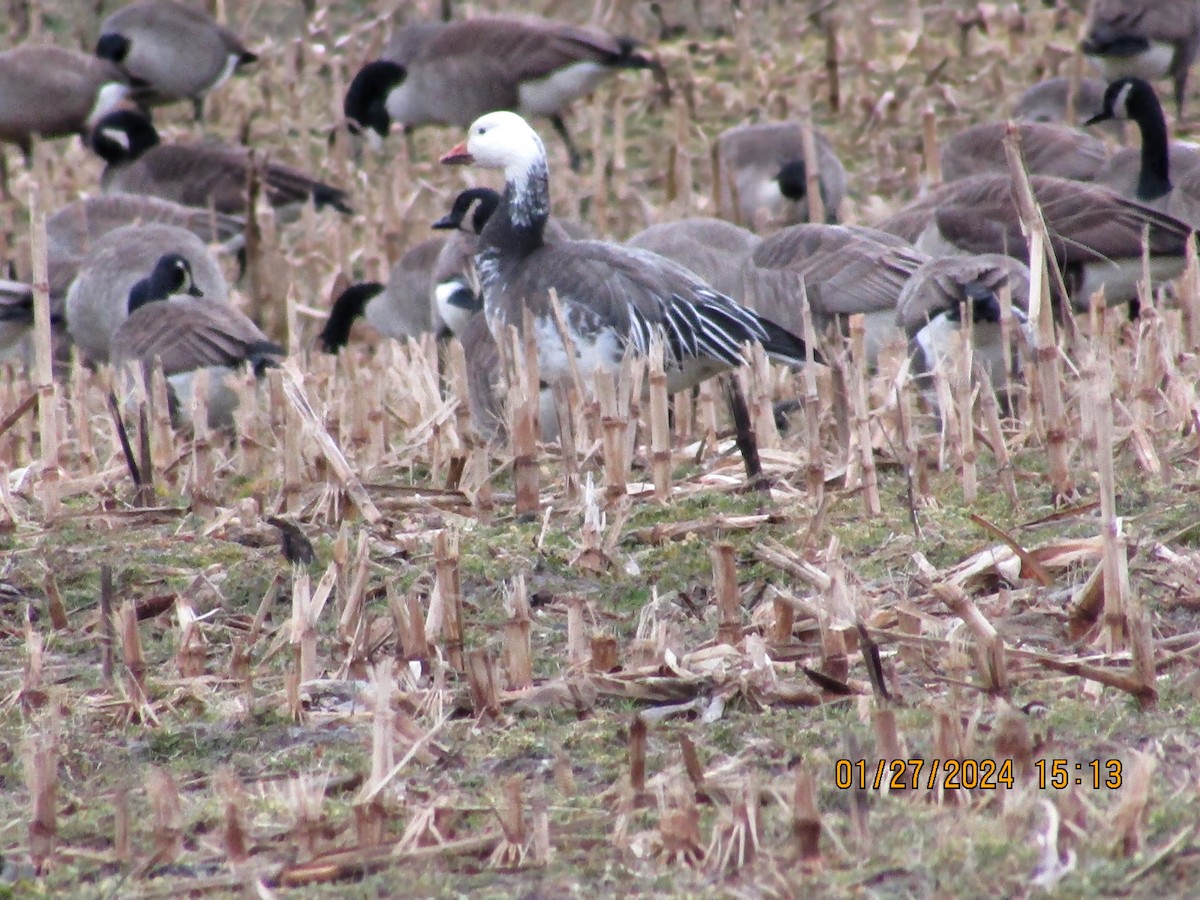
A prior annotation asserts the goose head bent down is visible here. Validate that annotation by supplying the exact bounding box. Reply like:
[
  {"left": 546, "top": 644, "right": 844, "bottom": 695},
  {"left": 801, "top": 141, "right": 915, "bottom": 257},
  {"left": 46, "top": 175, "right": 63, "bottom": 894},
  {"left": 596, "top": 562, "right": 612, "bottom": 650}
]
[{"left": 440, "top": 111, "right": 812, "bottom": 397}]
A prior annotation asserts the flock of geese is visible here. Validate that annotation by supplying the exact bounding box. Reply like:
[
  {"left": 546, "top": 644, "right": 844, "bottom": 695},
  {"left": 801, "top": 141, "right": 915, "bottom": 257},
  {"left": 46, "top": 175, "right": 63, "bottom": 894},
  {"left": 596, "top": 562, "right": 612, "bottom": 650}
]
[{"left": 1, "top": 0, "right": 1199, "bottom": 453}]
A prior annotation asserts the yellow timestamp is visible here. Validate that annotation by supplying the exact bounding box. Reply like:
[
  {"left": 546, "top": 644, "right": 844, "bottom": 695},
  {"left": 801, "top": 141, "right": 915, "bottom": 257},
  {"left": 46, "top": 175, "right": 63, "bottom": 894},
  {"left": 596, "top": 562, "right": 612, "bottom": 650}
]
[
  {"left": 1034, "top": 758, "right": 1123, "bottom": 790},
  {"left": 834, "top": 758, "right": 1014, "bottom": 791}
]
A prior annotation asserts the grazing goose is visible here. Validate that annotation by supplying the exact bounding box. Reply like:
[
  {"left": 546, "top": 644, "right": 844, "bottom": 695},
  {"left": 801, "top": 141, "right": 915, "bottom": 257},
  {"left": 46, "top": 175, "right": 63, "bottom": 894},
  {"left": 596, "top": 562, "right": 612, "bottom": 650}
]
[
  {"left": 1014, "top": 76, "right": 1116, "bottom": 132},
  {"left": 895, "top": 254, "right": 1032, "bottom": 410},
  {"left": 64, "top": 223, "right": 229, "bottom": 365},
  {"left": 625, "top": 217, "right": 762, "bottom": 301},
  {"left": 89, "top": 109, "right": 353, "bottom": 217},
  {"left": 318, "top": 237, "right": 446, "bottom": 352},
  {"left": 1081, "top": 0, "right": 1200, "bottom": 116},
  {"left": 940, "top": 121, "right": 1111, "bottom": 183},
  {"left": 740, "top": 224, "right": 924, "bottom": 364},
  {"left": 901, "top": 174, "right": 1192, "bottom": 311},
  {"left": 110, "top": 254, "right": 283, "bottom": 428},
  {"left": 0, "top": 45, "right": 131, "bottom": 157},
  {"left": 1086, "top": 76, "right": 1200, "bottom": 224},
  {"left": 440, "top": 111, "right": 811, "bottom": 399},
  {"left": 714, "top": 122, "right": 847, "bottom": 228},
  {"left": 344, "top": 16, "right": 656, "bottom": 169},
  {"left": 96, "top": 0, "right": 257, "bottom": 120}
]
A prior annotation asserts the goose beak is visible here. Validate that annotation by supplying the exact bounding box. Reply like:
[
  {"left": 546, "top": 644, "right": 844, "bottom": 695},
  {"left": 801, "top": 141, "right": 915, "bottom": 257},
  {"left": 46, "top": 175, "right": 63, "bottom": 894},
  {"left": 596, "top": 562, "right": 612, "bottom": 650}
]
[
  {"left": 430, "top": 214, "right": 457, "bottom": 229},
  {"left": 1083, "top": 111, "right": 1110, "bottom": 127},
  {"left": 440, "top": 141, "right": 473, "bottom": 165},
  {"left": 187, "top": 285, "right": 203, "bottom": 297}
]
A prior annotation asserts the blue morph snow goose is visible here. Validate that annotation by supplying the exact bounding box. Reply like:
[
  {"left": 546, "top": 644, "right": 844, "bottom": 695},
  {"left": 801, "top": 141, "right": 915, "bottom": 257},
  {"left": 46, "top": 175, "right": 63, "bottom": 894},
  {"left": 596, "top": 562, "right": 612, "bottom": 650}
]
[{"left": 439, "top": 111, "right": 811, "bottom": 399}]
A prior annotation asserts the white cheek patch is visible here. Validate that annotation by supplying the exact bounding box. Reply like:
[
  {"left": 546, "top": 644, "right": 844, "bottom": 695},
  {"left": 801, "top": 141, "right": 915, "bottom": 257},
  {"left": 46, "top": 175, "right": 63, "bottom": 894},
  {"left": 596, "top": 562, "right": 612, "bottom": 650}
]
[
  {"left": 99, "top": 127, "right": 132, "bottom": 152},
  {"left": 88, "top": 82, "right": 131, "bottom": 127},
  {"left": 1112, "top": 82, "right": 1134, "bottom": 119}
]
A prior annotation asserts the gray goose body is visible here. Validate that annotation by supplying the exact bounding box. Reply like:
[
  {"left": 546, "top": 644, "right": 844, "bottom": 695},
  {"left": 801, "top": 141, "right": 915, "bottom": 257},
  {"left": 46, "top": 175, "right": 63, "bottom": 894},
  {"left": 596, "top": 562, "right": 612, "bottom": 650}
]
[
  {"left": 112, "top": 292, "right": 282, "bottom": 429},
  {"left": 0, "top": 45, "right": 129, "bottom": 154},
  {"left": 96, "top": 0, "right": 256, "bottom": 119},
  {"left": 441, "top": 111, "right": 810, "bottom": 397},
  {"left": 881, "top": 174, "right": 1192, "bottom": 309},
  {"left": 90, "top": 109, "right": 352, "bottom": 217},
  {"left": 1081, "top": 0, "right": 1200, "bottom": 115},
  {"left": 64, "top": 223, "right": 229, "bottom": 365},
  {"left": 714, "top": 122, "right": 847, "bottom": 229},
  {"left": 1014, "top": 76, "right": 1116, "bottom": 132},
  {"left": 741, "top": 224, "right": 924, "bottom": 363},
  {"left": 940, "top": 121, "right": 1111, "bottom": 183},
  {"left": 625, "top": 218, "right": 761, "bottom": 302},
  {"left": 1, "top": 195, "right": 243, "bottom": 365},
  {"left": 345, "top": 16, "right": 654, "bottom": 167}
]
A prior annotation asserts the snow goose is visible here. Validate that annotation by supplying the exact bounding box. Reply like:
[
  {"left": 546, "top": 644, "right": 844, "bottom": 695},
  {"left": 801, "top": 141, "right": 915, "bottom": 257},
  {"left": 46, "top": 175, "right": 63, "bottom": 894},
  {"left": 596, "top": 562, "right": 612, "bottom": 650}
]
[
  {"left": 345, "top": 16, "right": 656, "bottom": 169},
  {"left": 89, "top": 109, "right": 352, "bottom": 217},
  {"left": 713, "top": 122, "right": 847, "bottom": 228},
  {"left": 96, "top": 0, "right": 257, "bottom": 121},
  {"left": 1081, "top": 0, "right": 1200, "bottom": 116},
  {"left": 439, "top": 111, "right": 811, "bottom": 399}
]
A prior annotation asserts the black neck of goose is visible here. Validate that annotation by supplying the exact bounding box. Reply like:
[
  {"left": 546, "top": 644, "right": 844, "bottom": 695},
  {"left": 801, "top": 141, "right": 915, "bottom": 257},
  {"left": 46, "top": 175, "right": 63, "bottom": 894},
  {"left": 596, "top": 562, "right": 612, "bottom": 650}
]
[
  {"left": 492, "top": 158, "right": 550, "bottom": 252},
  {"left": 1132, "top": 90, "right": 1172, "bottom": 200}
]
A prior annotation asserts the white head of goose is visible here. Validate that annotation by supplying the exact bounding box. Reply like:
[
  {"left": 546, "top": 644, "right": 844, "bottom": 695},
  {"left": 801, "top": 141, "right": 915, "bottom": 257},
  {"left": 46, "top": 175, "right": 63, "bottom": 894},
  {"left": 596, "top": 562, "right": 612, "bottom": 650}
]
[
  {"left": 440, "top": 110, "right": 812, "bottom": 397},
  {"left": 344, "top": 16, "right": 658, "bottom": 170}
]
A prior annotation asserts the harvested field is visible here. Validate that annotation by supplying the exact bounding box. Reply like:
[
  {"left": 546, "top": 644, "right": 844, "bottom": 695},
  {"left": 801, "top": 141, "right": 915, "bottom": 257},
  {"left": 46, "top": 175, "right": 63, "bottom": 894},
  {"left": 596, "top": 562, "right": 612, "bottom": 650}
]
[{"left": 1, "top": 0, "right": 1200, "bottom": 896}]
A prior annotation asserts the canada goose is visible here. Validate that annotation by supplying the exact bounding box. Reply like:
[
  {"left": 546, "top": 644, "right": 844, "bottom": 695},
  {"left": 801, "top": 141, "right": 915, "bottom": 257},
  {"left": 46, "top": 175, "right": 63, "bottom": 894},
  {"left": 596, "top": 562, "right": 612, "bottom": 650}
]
[
  {"left": 12, "top": 194, "right": 244, "bottom": 302},
  {"left": 318, "top": 237, "right": 446, "bottom": 353},
  {"left": 89, "top": 109, "right": 352, "bottom": 217},
  {"left": 1013, "top": 76, "right": 1114, "bottom": 130},
  {"left": 110, "top": 254, "right": 283, "bottom": 428},
  {"left": 895, "top": 254, "right": 1032, "bottom": 410},
  {"left": 344, "top": 16, "right": 656, "bottom": 169},
  {"left": 0, "top": 45, "right": 131, "bottom": 157},
  {"left": 714, "top": 122, "right": 848, "bottom": 229},
  {"left": 1081, "top": 0, "right": 1200, "bottom": 116},
  {"left": 940, "top": 121, "right": 1111, "bottom": 183},
  {"left": 625, "top": 218, "right": 762, "bottom": 301},
  {"left": 740, "top": 224, "right": 925, "bottom": 364},
  {"left": 64, "top": 222, "right": 229, "bottom": 365},
  {"left": 429, "top": 186, "right": 583, "bottom": 337},
  {"left": 429, "top": 188, "right": 499, "bottom": 337},
  {"left": 440, "top": 111, "right": 811, "bottom": 399},
  {"left": 96, "top": 0, "right": 257, "bottom": 120},
  {"left": 900, "top": 174, "right": 1192, "bottom": 310},
  {"left": 1086, "top": 76, "right": 1200, "bottom": 224}
]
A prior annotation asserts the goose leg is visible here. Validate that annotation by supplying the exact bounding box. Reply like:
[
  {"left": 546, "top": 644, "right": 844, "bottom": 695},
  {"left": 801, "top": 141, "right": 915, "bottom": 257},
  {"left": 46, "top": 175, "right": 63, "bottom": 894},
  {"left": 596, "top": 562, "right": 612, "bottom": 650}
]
[
  {"left": 550, "top": 114, "right": 584, "bottom": 172},
  {"left": 721, "top": 374, "right": 767, "bottom": 488},
  {"left": 192, "top": 96, "right": 205, "bottom": 123}
]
